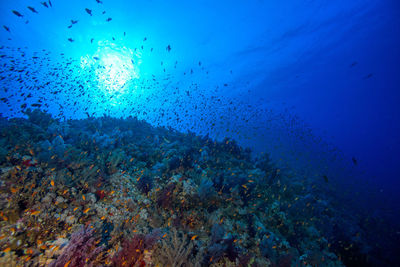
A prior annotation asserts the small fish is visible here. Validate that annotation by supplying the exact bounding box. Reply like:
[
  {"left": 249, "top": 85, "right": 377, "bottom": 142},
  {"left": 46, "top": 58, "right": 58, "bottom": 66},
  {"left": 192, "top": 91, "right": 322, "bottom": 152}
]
[
  {"left": 352, "top": 157, "right": 358, "bottom": 166},
  {"left": 68, "top": 25, "right": 72, "bottom": 29},
  {"left": 91, "top": 38, "right": 94, "bottom": 43},
  {"left": 64, "top": 260, "right": 72, "bottom": 267},
  {"left": 3, "top": 25, "right": 10, "bottom": 33},
  {"left": 31, "top": 210, "right": 40, "bottom": 216},
  {"left": 41, "top": 2, "right": 49, "bottom": 8},
  {"left": 363, "top": 73, "right": 373, "bottom": 79},
  {"left": 3, "top": 247, "right": 11, "bottom": 253},
  {"left": 68, "top": 38, "right": 74, "bottom": 42},
  {"left": 322, "top": 175, "right": 329, "bottom": 183},
  {"left": 166, "top": 44, "right": 171, "bottom": 52},
  {"left": 350, "top": 61, "right": 358, "bottom": 68},
  {"left": 49, "top": 0, "right": 52, "bottom": 7},
  {"left": 102, "top": 11, "right": 106, "bottom": 14},
  {"left": 71, "top": 20, "right": 78, "bottom": 24},
  {"left": 83, "top": 208, "right": 90, "bottom": 213},
  {"left": 93, "top": 56, "right": 100, "bottom": 60},
  {"left": 96, "top": 0, "right": 103, "bottom": 3},
  {"left": 50, "top": 180, "right": 55, "bottom": 186},
  {"left": 106, "top": 17, "right": 112, "bottom": 22},
  {"left": 85, "top": 8, "right": 92, "bottom": 16},
  {"left": 12, "top": 10, "right": 23, "bottom": 17},
  {"left": 27, "top": 6, "right": 39, "bottom": 14},
  {"left": 191, "top": 235, "right": 198, "bottom": 240}
]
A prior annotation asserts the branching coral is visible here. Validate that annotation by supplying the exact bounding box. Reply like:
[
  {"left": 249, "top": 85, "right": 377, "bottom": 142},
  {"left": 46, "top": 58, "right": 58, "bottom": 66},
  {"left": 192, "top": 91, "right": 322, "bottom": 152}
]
[
  {"left": 49, "top": 227, "right": 104, "bottom": 267},
  {"left": 153, "top": 228, "right": 202, "bottom": 267}
]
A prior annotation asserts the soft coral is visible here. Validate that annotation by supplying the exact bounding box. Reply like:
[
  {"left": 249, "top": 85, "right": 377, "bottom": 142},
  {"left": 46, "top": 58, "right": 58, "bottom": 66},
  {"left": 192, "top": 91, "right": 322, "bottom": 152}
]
[{"left": 112, "top": 229, "right": 161, "bottom": 267}]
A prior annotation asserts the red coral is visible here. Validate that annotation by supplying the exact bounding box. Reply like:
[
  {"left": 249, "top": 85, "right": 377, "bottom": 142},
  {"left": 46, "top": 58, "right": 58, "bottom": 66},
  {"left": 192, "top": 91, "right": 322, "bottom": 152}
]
[
  {"left": 112, "top": 230, "right": 161, "bottom": 267},
  {"left": 95, "top": 189, "right": 106, "bottom": 200}
]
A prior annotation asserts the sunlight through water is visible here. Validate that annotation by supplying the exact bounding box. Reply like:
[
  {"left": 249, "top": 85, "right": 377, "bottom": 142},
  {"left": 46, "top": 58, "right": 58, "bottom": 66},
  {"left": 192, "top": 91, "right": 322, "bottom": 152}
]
[{"left": 80, "top": 41, "right": 141, "bottom": 105}]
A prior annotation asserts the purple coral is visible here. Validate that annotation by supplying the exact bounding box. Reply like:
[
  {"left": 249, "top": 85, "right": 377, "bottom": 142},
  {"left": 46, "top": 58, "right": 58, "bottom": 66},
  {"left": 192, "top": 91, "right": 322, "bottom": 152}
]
[{"left": 49, "top": 227, "right": 104, "bottom": 267}]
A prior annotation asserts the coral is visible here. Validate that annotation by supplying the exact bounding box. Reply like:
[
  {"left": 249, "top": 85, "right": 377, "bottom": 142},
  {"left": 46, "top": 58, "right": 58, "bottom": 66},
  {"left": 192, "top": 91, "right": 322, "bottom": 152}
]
[
  {"left": 156, "top": 182, "right": 176, "bottom": 209},
  {"left": 136, "top": 174, "right": 153, "bottom": 195},
  {"left": 197, "top": 177, "right": 216, "bottom": 200},
  {"left": 153, "top": 228, "right": 199, "bottom": 267},
  {"left": 49, "top": 227, "right": 104, "bottom": 267},
  {"left": 112, "top": 229, "right": 161, "bottom": 267}
]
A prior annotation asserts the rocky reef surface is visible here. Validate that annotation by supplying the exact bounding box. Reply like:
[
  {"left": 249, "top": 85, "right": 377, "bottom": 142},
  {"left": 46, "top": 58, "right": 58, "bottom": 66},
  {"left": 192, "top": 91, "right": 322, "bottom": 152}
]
[{"left": 0, "top": 109, "right": 371, "bottom": 266}]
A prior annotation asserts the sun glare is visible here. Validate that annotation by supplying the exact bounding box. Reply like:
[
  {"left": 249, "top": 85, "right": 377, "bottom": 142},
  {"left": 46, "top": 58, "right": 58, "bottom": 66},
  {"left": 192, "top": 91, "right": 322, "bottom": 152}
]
[{"left": 80, "top": 41, "right": 141, "bottom": 97}]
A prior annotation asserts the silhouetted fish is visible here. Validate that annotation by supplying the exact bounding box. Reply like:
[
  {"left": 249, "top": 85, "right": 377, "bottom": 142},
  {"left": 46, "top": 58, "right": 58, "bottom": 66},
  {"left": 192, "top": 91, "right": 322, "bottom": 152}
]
[
  {"left": 91, "top": 38, "right": 94, "bottom": 44},
  {"left": 96, "top": 0, "right": 103, "bottom": 3},
  {"left": 85, "top": 8, "right": 93, "bottom": 16},
  {"left": 27, "top": 6, "right": 39, "bottom": 14},
  {"left": 363, "top": 73, "right": 373, "bottom": 80},
  {"left": 49, "top": 0, "right": 52, "bottom": 7},
  {"left": 352, "top": 157, "right": 358, "bottom": 166},
  {"left": 41, "top": 2, "right": 49, "bottom": 8},
  {"left": 12, "top": 10, "right": 23, "bottom": 17},
  {"left": 350, "top": 61, "right": 358, "bottom": 68},
  {"left": 166, "top": 45, "right": 171, "bottom": 52},
  {"left": 3, "top": 25, "right": 10, "bottom": 33},
  {"left": 106, "top": 17, "right": 112, "bottom": 22},
  {"left": 68, "top": 38, "right": 74, "bottom": 42},
  {"left": 71, "top": 20, "right": 78, "bottom": 24}
]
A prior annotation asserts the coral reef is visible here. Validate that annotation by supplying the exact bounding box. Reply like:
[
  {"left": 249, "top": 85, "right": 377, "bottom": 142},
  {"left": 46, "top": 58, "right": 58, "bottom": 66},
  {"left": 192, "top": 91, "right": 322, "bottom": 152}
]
[{"left": 0, "top": 110, "right": 378, "bottom": 266}]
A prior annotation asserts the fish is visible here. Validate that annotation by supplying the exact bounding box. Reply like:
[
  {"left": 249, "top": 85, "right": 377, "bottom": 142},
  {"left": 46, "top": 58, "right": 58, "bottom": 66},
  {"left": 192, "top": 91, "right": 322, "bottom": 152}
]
[
  {"left": 27, "top": 6, "right": 39, "bottom": 14},
  {"left": 350, "top": 61, "right": 358, "bottom": 67},
  {"left": 91, "top": 38, "right": 94, "bottom": 43},
  {"left": 41, "top": 2, "right": 49, "bottom": 8},
  {"left": 3, "top": 25, "right": 10, "bottom": 33},
  {"left": 106, "top": 17, "right": 112, "bottom": 22},
  {"left": 68, "top": 25, "right": 72, "bottom": 29},
  {"left": 96, "top": 0, "right": 103, "bottom": 3},
  {"left": 166, "top": 44, "right": 171, "bottom": 52},
  {"left": 64, "top": 260, "right": 72, "bottom": 267},
  {"left": 71, "top": 20, "right": 78, "bottom": 24},
  {"left": 352, "top": 157, "right": 358, "bottom": 166},
  {"left": 68, "top": 38, "right": 74, "bottom": 42},
  {"left": 363, "top": 73, "right": 373, "bottom": 79},
  {"left": 322, "top": 175, "right": 329, "bottom": 183},
  {"left": 85, "top": 8, "right": 93, "bottom": 16},
  {"left": 93, "top": 56, "right": 100, "bottom": 60},
  {"left": 102, "top": 11, "right": 106, "bottom": 14},
  {"left": 49, "top": 0, "right": 52, "bottom": 7},
  {"left": 12, "top": 10, "right": 23, "bottom": 17}
]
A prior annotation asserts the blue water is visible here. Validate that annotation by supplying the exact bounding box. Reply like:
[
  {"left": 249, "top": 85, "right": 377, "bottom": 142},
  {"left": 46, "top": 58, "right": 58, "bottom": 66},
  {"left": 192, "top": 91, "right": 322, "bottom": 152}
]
[{"left": 1, "top": 0, "right": 399, "bottom": 265}]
